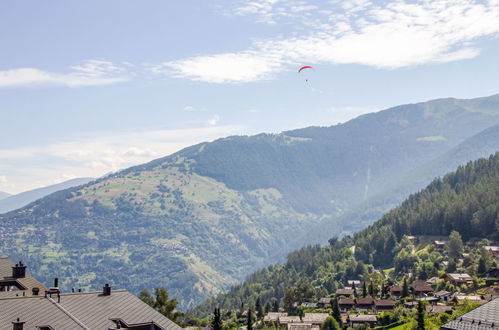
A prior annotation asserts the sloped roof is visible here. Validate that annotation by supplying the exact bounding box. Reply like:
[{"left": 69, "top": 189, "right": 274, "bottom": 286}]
[
  {"left": 263, "top": 313, "right": 287, "bottom": 322},
  {"left": 348, "top": 315, "right": 377, "bottom": 322},
  {"left": 338, "top": 298, "right": 354, "bottom": 305},
  {"left": 374, "top": 299, "right": 395, "bottom": 307},
  {"left": 0, "top": 290, "right": 181, "bottom": 330},
  {"left": 0, "top": 257, "right": 46, "bottom": 297},
  {"left": 302, "top": 313, "right": 329, "bottom": 324},
  {"left": 279, "top": 316, "right": 301, "bottom": 324},
  {"left": 335, "top": 288, "right": 354, "bottom": 296},
  {"left": 442, "top": 298, "right": 499, "bottom": 329},
  {"left": 355, "top": 298, "right": 374, "bottom": 305}
]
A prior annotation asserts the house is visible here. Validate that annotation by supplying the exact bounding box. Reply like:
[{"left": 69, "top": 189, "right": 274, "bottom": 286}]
[
  {"left": 264, "top": 313, "right": 287, "bottom": 323},
  {"left": 484, "top": 246, "right": 499, "bottom": 258},
  {"left": 302, "top": 313, "right": 329, "bottom": 325},
  {"left": 300, "top": 302, "right": 317, "bottom": 308},
  {"left": 434, "top": 241, "right": 446, "bottom": 249},
  {"left": 0, "top": 258, "right": 46, "bottom": 297},
  {"left": 410, "top": 280, "right": 434, "bottom": 296},
  {"left": 416, "top": 297, "right": 440, "bottom": 306},
  {"left": 355, "top": 297, "right": 374, "bottom": 312},
  {"left": 441, "top": 297, "right": 499, "bottom": 329},
  {"left": 279, "top": 316, "right": 302, "bottom": 326},
  {"left": 374, "top": 299, "right": 395, "bottom": 313},
  {"left": 317, "top": 297, "right": 332, "bottom": 308},
  {"left": 441, "top": 273, "right": 473, "bottom": 286},
  {"left": 403, "top": 301, "right": 418, "bottom": 309},
  {"left": 434, "top": 290, "right": 453, "bottom": 302},
  {"left": 0, "top": 257, "right": 181, "bottom": 330},
  {"left": 347, "top": 315, "right": 377, "bottom": 328},
  {"left": 347, "top": 280, "right": 361, "bottom": 287},
  {"left": 338, "top": 298, "right": 355, "bottom": 313},
  {"left": 425, "top": 305, "right": 453, "bottom": 314},
  {"left": 426, "top": 277, "right": 440, "bottom": 285},
  {"left": 406, "top": 236, "right": 418, "bottom": 244},
  {"left": 287, "top": 323, "right": 319, "bottom": 330},
  {"left": 451, "top": 294, "right": 486, "bottom": 305},
  {"left": 335, "top": 288, "right": 355, "bottom": 296},
  {"left": 389, "top": 285, "right": 403, "bottom": 298}
]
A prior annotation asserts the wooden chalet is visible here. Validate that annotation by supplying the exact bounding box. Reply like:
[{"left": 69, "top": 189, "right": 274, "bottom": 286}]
[
  {"left": 374, "top": 299, "right": 396, "bottom": 313},
  {"left": 347, "top": 315, "right": 377, "bottom": 328},
  {"left": 278, "top": 316, "right": 302, "bottom": 326},
  {"left": 338, "top": 298, "right": 355, "bottom": 313},
  {"left": 302, "top": 313, "right": 329, "bottom": 325},
  {"left": 335, "top": 288, "right": 355, "bottom": 296},
  {"left": 410, "top": 280, "right": 433, "bottom": 296},
  {"left": 484, "top": 246, "right": 499, "bottom": 258},
  {"left": 389, "top": 285, "right": 403, "bottom": 298},
  {"left": 263, "top": 313, "right": 287, "bottom": 323},
  {"left": 355, "top": 297, "right": 374, "bottom": 312},
  {"left": 441, "top": 273, "right": 473, "bottom": 286}
]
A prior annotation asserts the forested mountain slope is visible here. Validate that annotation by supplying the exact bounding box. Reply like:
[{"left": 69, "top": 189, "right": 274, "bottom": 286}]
[
  {"left": 191, "top": 152, "right": 499, "bottom": 316},
  {"left": 1, "top": 94, "right": 499, "bottom": 309}
]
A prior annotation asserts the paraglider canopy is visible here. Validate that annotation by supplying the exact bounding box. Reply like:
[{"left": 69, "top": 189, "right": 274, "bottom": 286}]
[{"left": 298, "top": 66, "right": 313, "bottom": 73}]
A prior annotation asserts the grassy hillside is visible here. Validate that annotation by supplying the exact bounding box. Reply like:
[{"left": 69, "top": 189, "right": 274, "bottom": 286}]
[
  {"left": 1, "top": 94, "right": 499, "bottom": 309},
  {"left": 191, "top": 152, "right": 499, "bottom": 316}
]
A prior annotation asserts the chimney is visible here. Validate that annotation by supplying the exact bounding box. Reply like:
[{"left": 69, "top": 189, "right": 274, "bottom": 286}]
[
  {"left": 103, "top": 283, "right": 111, "bottom": 296},
  {"left": 12, "top": 318, "right": 25, "bottom": 330},
  {"left": 12, "top": 261, "right": 26, "bottom": 278},
  {"left": 53, "top": 278, "right": 59, "bottom": 288},
  {"left": 32, "top": 287, "right": 39, "bottom": 296}
]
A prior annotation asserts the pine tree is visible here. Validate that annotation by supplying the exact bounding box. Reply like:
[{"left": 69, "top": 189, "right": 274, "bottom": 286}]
[
  {"left": 362, "top": 282, "right": 367, "bottom": 298},
  {"left": 331, "top": 297, "right": 341, "bottom": 325},
  {"left": 447, "top": 231, "right": 464, "bottom": 259},
  {"left": 368, "top": 281, "right": 375, "bottom": 297},
  {"left": 416, "top": 301, "right": 425, "bottom": 330},
  {"left": 247, "top": 308, "right": 253, "bottom": 330},
  {"left": 402, "top": 278, "right": 409, "bottom": 298},
  {"left": 256, "top": 297, "right": 264, "bottom": 320},
  {"left": 477, "top": 255, "right": 487, "bottom": 276},
  {"left": 272, "top": 299, "right": 279, "bottom": 312},
  {"left": 211, "top": 308, "right": 222, "bottom": 330},
  {"left": 320, "top": 316, "right": 340, "bottom": 330}
]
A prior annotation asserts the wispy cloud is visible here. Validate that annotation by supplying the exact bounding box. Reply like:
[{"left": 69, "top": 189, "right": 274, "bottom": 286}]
[
  {"left": 0, "top": 60, "right": 129, "bottom": 88},
  {"left": 156, "top": 0, "right": 499, "bottom": 83}
]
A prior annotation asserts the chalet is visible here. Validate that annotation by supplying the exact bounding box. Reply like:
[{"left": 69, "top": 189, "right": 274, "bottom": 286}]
[
  {"left": 416, "top": 297, "right": 439, "bottom": 305},
  {"left": 426, "top": 277, "right": 440, "bottom": 285},
  {"left": 410, "top": 280, "right": 433, "bottom": 296},
  {"left": 484, "top": 268, "right": 499, "bottom": 286},
  {"left": 355, "top": 297, "right": 374, "bottom": 312},
  {"left": 434, "top": 241, "right": 446, "bottom": 249},
  {"left": 287, "top": 323, "right": 319, "bottom": 330},
  {"left": 279, "top": 316, "right": 302, "bottom": 326},
  {"left": 338, "top": 298, "right": 355, "bottom": 313},
  {"left": 451, "top": 294, "right": 486, "bottom": 305},
  {"left": 434, "top": 290, "right": 453, "bottom": 302},
  {"left": 484, "top": 246, "right": 499, "bottom": 259},
  {"left": 335, "top": 288, "right": 355, "bottom": 296},
  {"left": 374, "top": 299, "right": 395, "bottom": 313},
  {"left": 347, "top": 280, "right": 361, "bottom": 287},
  {"left": 442, "top": 297, "right": 499, "bottom": 329},
  {"left": 389, "top": 285, "right": 403, "bottom": 298},
  {"left": 264, "top": 313, "right": 287, "bottom": 323},
  {"left": 300, "top": 302, "right": 317, "bottom": 308},
  {"left": 347, "top": 315, "right": 377, "bottom": 328},
  {"left": 403, "top": 301, "right": 418, "bottom": 309},
  {"left": 441, "top": 273, "right": 473, "bottom": 286},
  {"left": 317, "top": 297, "right": 332, "bottom": 308},
  {"left": 302, "top": 313, "right": 329, "bottom": 325},
  {"left": 425, "top": 305, "right": 453, "bottom": 314}
]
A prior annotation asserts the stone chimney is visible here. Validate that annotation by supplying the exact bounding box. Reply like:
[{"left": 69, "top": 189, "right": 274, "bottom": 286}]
[
  {"left": 12, "top": 318, "right": 25, "bottom": 330},
  {"left": 103, "top": 283, "right": 111, "bottom": 296},
  {"left": 12, "top": 261, "right": 26, "bottom": 278}
]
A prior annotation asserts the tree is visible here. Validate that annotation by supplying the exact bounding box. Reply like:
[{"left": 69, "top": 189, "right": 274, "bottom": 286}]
[
  {"left": 331, "top": 298, "right": 341, "bottom": 325},
  {"left": 447, "top": 231, "right": 464, "bottom": 259},
  {"left": 139, "top": 288, "right": 184, "bottom": 325},
  {"left": 320, "top": 316, "right": 340, "bottom": 330},
  {"left": 362, "top": 282, "right": 367, "bottom": 298},
  {"left": 272, "top": 299, "right": 279, "bottom": 312},
  {"left": 477, "top": 255, "right": 488, "bottom": 276},
  {"left": 402, "top": 278, "right": 409, "bottom": 298},
  {"left": 256, "top": 297, "right": 264, "bottom": 320},
  {"left": 211, "top": 308, "right": 222, "bottom": 330},
  {"left": 247, "top": 308, "right": 253, "bottom": 330},
  {"left": 368, "top": 281, "right": 375, "bottom": 297},
  {"left": 416, "top": 301, "right": 425, "bottom": 330}
]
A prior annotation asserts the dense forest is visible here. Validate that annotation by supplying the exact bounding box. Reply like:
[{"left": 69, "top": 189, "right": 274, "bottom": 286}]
[{"left": 191, "top": 152, "right": 499, "bottom": 316}]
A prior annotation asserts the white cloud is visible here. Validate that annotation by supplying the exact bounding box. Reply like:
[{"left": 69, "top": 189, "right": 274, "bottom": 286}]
[
  {"left": 159, "top": 0, "right": 499, "bottom": 83},
  {"left": 206, "top": 114, "right": 221, "bottom": 126},
  {"left": 0, "top": 60, "right": 129, "bottom": 88}
]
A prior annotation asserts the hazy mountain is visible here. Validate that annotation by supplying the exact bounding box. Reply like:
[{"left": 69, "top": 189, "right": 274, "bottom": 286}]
[
  {"left": 0, "top": 177, "right": 94, "bottom": 214},
  {"left": 0, "top": 192, "right": 11, "bottom": 200},
  {"left": 1, "top": 94, "right": 499, "bottom": 309}
]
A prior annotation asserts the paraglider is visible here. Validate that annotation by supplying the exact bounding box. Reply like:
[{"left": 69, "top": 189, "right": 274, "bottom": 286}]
[{"left": 298, "top": 66, "right": 314, "bottom": 82}]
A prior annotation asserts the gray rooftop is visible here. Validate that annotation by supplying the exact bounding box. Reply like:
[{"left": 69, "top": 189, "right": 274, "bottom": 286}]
[
  {"left": 0, "top": 289, "right": 182, "bottom": 330},
  {"left": 441, "top": 297, "right": 499, "bottom": 329}
]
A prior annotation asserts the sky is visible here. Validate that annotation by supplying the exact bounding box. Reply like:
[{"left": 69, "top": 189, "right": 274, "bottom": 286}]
[{"left": 1, "top": 0, "right": 499, "bottom": 194}]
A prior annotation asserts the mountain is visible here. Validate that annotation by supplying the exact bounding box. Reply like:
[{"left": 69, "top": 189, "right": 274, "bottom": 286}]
[
  {"left": 0, "top": 178, "right": 94, "bottom": 214},
  {"left": 1, "top": 94, "right": 499, "bottom": 310},
  {"left": 191, "top": 152, "right": 499, "bottom": 316},
  {"left": 0, "top": 192, "right": 11, "bottom": 200}
]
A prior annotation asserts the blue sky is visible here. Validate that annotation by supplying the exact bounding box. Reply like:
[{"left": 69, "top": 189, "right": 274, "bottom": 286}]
[{"left": 1, "top": 0, "right": 499, "bottom": 193}]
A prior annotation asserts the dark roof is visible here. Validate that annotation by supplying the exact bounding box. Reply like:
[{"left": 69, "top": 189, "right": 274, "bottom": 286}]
[
  {"left": 390, "top": 285, "right": 402, "bottom": 292},
  {"left": 0, "top": 289, "right": 182, "bottom": 330},
  {"left": 426, "top": 305, "right": 453, "bottom": 314},
  {"left": 410, "top": 280, "right": 433, "bottom": 292},
  {"left": 335, "top": 288, "right": 354, "bottom": 296},
  {"left": 442, "top": 297, "right": 499, "bottom": 329},
  {"left": 355, "top": 298, "right": 374, "bottom": 305},
  {"left": 348, "top": 315, "right": 377, "bottom": 322},
  {"left": 0, "top": 257, "right": 46, "bottom": 297},
  {"left": 338, "top": 298, "right": 355, "bottom": 305},
  {"left": 374, "top": 299, "right": 395, "bottom": 307}
]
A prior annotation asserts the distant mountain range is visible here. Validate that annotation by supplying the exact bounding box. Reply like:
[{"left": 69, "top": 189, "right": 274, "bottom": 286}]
[
  {"left": 1, "top": 94, "right": 499, "bottom": 309},
  {"left": 0, "top": 192, "right": 11, "bottom": 200},
  {"left": 0, "top": 178, "right": 94, "bottom": 214}
]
